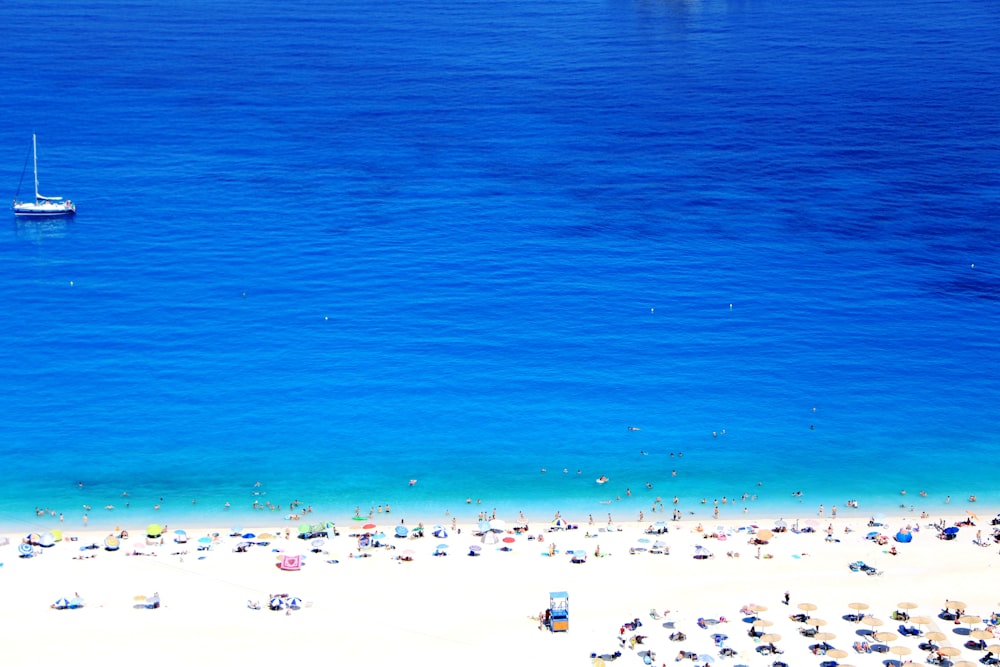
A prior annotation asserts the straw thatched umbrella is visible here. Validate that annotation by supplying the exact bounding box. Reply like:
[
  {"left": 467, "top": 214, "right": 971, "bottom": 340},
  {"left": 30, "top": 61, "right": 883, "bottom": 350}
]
[
  {"left": 848, "top": 602, "right": 870, "bottom": 611},
  {"left": 798, "top": 602, "right": 818, "bottom": 612},
  {"left": 874, "top": 631, "right": 899, "bottom": 642},
  {"left": 945, "top": 601, "right": 968, "bottom": 611},
  {"left": 890, "top": 646, "right": 912, "bottom": 658},
  {"left": 827, "top": 649, "right": 848, "bottom": 659},
  {"left": 749, "top": 604, "right": 768, "bottom": 613},
  {"left": 971, "top": 629, "right": 994, "bottom": 640},
  {"left": 937, "top": 647, "right": 961, "bottom": 657},
  {"left": 953, "top": 661, "right": 980, "bottom": 667},
  {"left": 925, "top": 631, "right": 947, "bottom": 642},
  {"left": 960, "top": 614, "right": 983, "bottom": 628},
  {"left": 806, "top": 618, "right": 828, "bottom": 628},
  {"left": 910, "top": 615, "right": 932, "bottom": 626},
  {"left": 898, "top": 602, "right": 919, "bottom": 610},
  {"left": 861, "top": 616, "right": 885, "bottom": 628},
  {"left": 814, "top": 632, "right": 836, "bottom": 641},
  {"left": 987, "top": 645, "right": 1000, "bottom": 656},
  {"left": 752, "top": 619, "right": 774, "bottom": 629},
  {"left": 760, "top": 633, "right": 781, "bottom": 643}
]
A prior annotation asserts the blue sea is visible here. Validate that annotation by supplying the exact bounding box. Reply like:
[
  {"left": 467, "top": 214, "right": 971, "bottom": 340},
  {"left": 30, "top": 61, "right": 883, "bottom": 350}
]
[{"left": 2, "top": 0, "right": 998, "bottom": 532}]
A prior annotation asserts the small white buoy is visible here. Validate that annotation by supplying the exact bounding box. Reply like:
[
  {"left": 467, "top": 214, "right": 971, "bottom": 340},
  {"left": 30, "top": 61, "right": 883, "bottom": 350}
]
[
  {"left": 69, "top": 281, "right": 74, "bottom": 286},
  {"left": 324, "top": 316, "right": 329, "bottom": 321},
  {"left": 971, "top": 263, "right": 974, "bottom": 269},
  {"left": 729, "top": 303, "right": 733, "bottom": 309}
]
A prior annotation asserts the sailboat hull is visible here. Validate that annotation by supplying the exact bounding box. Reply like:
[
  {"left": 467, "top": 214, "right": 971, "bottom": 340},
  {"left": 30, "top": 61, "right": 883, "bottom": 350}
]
[{"left": 13, "top": 200, "right": 76, "bottom": 216}]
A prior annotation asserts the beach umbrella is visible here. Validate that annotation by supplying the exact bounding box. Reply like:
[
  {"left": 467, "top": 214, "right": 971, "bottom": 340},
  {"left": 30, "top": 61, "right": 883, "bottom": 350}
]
[
  {"left": 806, "top": 618, "right": 828, "bottom": 628},
  {"left": 774, "top": 519, "right": 787, "bottom": 529},
  {"left": 760, "top": 633, "right": 781, "bottom": 643},
  {"left": 943, "top": 527, "right": 960, "bottom": 536},
  {"left": 133, "top": 595, "right": 146, "bottom": 602},
  {"left": 945, "top": 601, "right": 967, "bottom": 611},
  {"left": 861, "top": 616, "right": 884, "bottom": 628},
  {"left": 103, "top": 536, "right": 119, "bottom": 550},
  {"left": 51, "top": 530, "right": 63, "bottom": 542},
  {"left": 848, "top": 602, "right": 870, "bottom": 611},
  {"left": 898, "top": 602, "right": 919, "bottom": 610},
  {"left": 910, "top": 616, "right": 932, "bottom": 626},
  {"left": 697, "top": 655, "right": 715, "bottom": 663},
  {"left": 258, "top": 533, "right": 274, "bottom": 540},
  {"left": 39, "top": 532, "right": 55, "bottom": 547},
  {"left": 363, "top": 523, "right": 376, "bottom": 530},
  {"left": 395, "top": 525, "right": 409, "bottom": 537},
  {"left": 52, "top": 598, "right": 69, "bottom": 609},
  {"left": 268, "top": 597, "right": 285, "bottom": 610},
  {"left": 748, "top": 604, "right": 768, "bottom": 613},
  {"left": 311, "top": 538, "right": 325, "bottom": 548},
  {"left": 986, "top": 645, "right": 1000, "bottom": 656},
  {"left": 469, "top": 545, "right": 481, "bottom": 552},
  {"left": 925, "top": 632, "right": 947, "bottom": 642},
  {"left": 752, "top": 619, "right": 774, "bottom": 629},
  {"left": 146, "top": 524, "right": 163, "bottom": 537},
  {"left": 297, "top": 523, "right": 311, "bottom": 535},
  {"left": 638, "top": 538, "right": 650, "bottom": 544},
  {"left": 756, "top": 529, "right": 773, "bottom": 542},
  {"left": 489, "top": 519, "right": 506, "bottom": 532},
  {"left": 372, "top": 532, "right": 385, "bottom": 540},
  {"left": 953, "top": 662, "right": 980, "bottom": 667},
  {"left": 959, "top": 614, "right": 982, "bottom": 628},
  {"left": 19, "top": 542, "right": 34, "bottom": 556},
  {"left": 937, "top": 647, "right": 961, "bottom": 657},
  {"left": 502, "top": 536, "right": 515, "bottom": 543},
  {"left": 242, "top": 533, "right": 256, "bottom": 539},
  {"left": 436, "top": 543, "right": 448, "bottom": 551},
  {"left": 890, "top": 646, "right": 912, "bottom": 657},
  {"left": 798, "top": 602, "right": 818, "bottom": 612},
  {"left": 230, "top": 525, "right": 242, "bottom": 533},
  {"left": 814, "top": 632, "right": 836, "bottom": 642},
  {"left": 198, "top": 536, "right": 212, "bottom": 544},
  {"left": 970, "top": 629, "right": 994, "bottom": 640},
  {"left": 827, "top": 649, "right": 848, "bottom": 659},
  {"left": 68, "top": 596, "right": 84, "bottom": 609},
  {"left": 874, "top": 632, "right": 899, "bottom": 642}
]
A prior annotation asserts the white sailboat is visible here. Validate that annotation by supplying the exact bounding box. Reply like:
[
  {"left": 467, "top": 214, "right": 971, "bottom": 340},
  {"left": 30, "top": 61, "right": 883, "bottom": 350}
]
[{"left": 12, "top": 134, "right": 76, "bottom": 217}]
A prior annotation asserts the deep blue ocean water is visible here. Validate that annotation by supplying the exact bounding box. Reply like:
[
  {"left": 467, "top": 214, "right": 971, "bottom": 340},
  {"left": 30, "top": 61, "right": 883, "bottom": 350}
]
[{"left": 2, "top": 0, "right": 998, "bottom": 531}]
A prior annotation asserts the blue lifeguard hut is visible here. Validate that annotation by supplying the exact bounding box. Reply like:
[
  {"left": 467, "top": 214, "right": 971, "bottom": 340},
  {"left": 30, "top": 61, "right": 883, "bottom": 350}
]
[{"left": 549, "top": 591, "right": 569, "bottom": 632}]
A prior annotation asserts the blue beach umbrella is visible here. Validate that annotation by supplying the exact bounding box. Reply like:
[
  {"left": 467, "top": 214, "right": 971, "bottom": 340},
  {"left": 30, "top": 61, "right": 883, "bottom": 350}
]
[
  {"left": 395, "top": 525, "right": 409, "bottom": 537},
  {"left": 242, "top": 533, "right": 256, "bottom": 539},
  {"left": 39, "top": 532, "right": 56, "bottom": 547},
  {"left": 943, "top": 527, "right": 959, "bottom": 535},
  {"left": 52, "top": 598, "right": 70, "bottom": 609},
  {"left": 19, "top": 542, "right": 33, "bottom": 556},
  {"left": 68, "top": 597, "right": 84, "bottom": 609},
  {"left": 198, "top": 536, "right": 213, "bottom": 544},
  {"left": 437, "top": 543, "right": 448, "bottom": 550}
]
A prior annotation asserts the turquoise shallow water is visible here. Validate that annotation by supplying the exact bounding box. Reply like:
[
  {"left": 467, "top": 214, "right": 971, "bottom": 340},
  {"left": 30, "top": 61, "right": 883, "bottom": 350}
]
[{"left": 1, "top": 0, "right": 998, "bottom": 532}]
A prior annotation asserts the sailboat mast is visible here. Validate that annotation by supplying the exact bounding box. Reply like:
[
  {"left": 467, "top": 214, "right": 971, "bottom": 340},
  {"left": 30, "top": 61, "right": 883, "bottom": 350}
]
[{"left": 32, "top": 133, "right": 40, "bottom": 200}]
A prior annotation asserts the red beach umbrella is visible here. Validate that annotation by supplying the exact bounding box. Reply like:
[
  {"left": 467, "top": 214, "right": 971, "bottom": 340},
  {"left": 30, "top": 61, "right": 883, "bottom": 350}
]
[{"left": 503, "top": 537, "right": 515, "bottom": 543}]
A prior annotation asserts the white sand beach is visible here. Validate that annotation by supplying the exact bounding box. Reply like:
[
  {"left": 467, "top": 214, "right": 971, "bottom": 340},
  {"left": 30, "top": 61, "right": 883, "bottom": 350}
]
[{"left": 2, "top": 511, "right": 999, "bottom": 667}]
